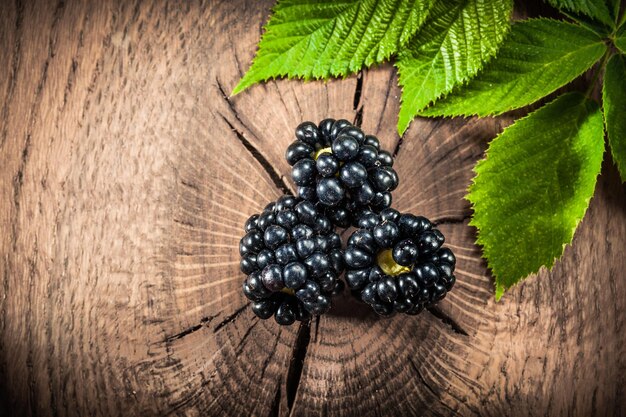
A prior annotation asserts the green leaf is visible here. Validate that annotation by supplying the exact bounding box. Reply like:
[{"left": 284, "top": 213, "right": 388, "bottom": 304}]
[
  {"left": 603, "top": 54, "right": 626, "bottom": 181},
  {"left": 559, "top": 9, "right": 614, "bottom": 36},
  {"left": 467, "top": 93, "right": 604, "bottom": 299},
  {"left": 232, "top": 0, "right": 434, "bottom": 95},
  {"left": 545, "top": 0, "right": 615, "bottom": 27},
  {"left": 396, "top": 0, "right": 512, "bottom": 134},
  {"left": 615, "top": 34, "right": 626, "bottom": 53},
  {"left": 419, "top": 19, "right": 607, "bottom": 117}
]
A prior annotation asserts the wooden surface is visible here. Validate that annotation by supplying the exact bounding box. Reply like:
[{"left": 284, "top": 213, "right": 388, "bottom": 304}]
[{"left": 1, "top": 1, "right": 625, "bottom": 416}]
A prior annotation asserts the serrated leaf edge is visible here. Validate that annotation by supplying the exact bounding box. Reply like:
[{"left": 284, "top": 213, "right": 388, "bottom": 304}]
[
  {"left": 395, "top": 0, "right": 513, "bottom": 134},
  {"left": 415, "top": 18, "right": 606, "bottom": 118},
  {"left": 464, "top": 92, "right": 604, "bottom": 300},
  {"left": 233, "top": 0, "right": 437, "bottom": 96}
]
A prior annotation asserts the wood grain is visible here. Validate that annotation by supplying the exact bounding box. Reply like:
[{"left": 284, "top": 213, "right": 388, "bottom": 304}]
[{"left": 1, "top": 1, "right": 625, "bottom": 416}]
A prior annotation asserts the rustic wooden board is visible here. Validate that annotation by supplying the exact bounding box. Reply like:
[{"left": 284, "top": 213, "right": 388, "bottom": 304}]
[{"left": 1, "top": 1, "right": 625, "bottom": 416}]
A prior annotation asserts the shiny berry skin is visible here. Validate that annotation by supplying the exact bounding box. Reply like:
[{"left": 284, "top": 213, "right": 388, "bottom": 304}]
[
  {"left": 377, "top": 150, "right": 394, "bottom": 167},
  {"left": 261, "top": 264, "right": 285, "bottom": 291},
  {"left": 304, "top": 253, "right": 331, "bottom": 278},
  {"left": 296, "top": 238, "right": 316, "bottom": 259},
  {"left": 398, "top": 214, "right": 431, "bottom": 236},
  {"left": 377, "top": 278, "right": 399, "bottom": 303},
  {"left": 392, "top": 239, "right": 419, "bottom": 266},
  {"left": 285, "top": 120, "right": 400, "bottom": 227},
  {"left": 370, "top": 167, "right": 399, "bottom": 192},
  {"left": 339, "top": 162, "right": 367, "bottom": 188},
  {"left": 256, "top": 249, "right": 275, "bottom": 269},
  {"left": 316, "top": 153, "right": 340, "bottom": 177},
  {"left": 284, "top": 262, "right": 308, "bottom": 290},
  {"left": 295, "top": 200, "right": 317, "bottom": 225},
  {"left": 244, "top": 214, "right": 259, "bottom": 232},
  {"left": 319, "top": 118, "right": 335, "bottom": 143},
  {"left": 347, "top": 229, "right": 377, "bottom": 253},
  {"left": 240, "top": 255, "right": 258, "bottom": 275},
  {"left": 295, "top": 122, "right": 321, "bottom": 146},
  {"left": 330, "top": 119, "right": 352, "bottom": 140},
  {"left": 292, "top": 159, "right": 316, "bottom": 186},
  {"left": 345, "top": 247, "right": 374, "bottom": 269},
  {"left": 296, "top": 281, "right": 321, "bottom": 303},
  {"left": 373, "top": 221, "right": 400, "bottom": 248},
  {"left": 276, "top": 210, "right": 298, "bottom": 230},
  {"left": 275, "top": 243, "right": 298, "bottom": 265},
  {"left": 264, "top": 225, "right": 288, "bottom": 250},
  {"left": 417, "top": 231, "right": 444, "bottom": 254},
  {"left": 286, "top": 142, "right": 314, "bottom": 166},
  {"left": 332, "top": 135, "right": 360, "bottom": 161},
  {"left": 240, "top": 197, "right": 343, "bottom": 325},
  {"left": 354, "top": 183, "right": 375, "bottom": 205},
  {"left": 275, "top": 302, "right": 297, "bottom": 325},
  {"left": 344, "top": 211, "right": 456, "bottom": 316},
  {"left": 252, "top": 299, "right": 277, "bottom": 319},
  {"left": 317, "top": 178, "right": 344, "bottom": 206},
  {"left": 364, "top": 135, "right": 380, "bottom": 150}
]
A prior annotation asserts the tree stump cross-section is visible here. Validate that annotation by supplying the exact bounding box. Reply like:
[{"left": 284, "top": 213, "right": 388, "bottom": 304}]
[{"left": 1, "top": 1, "right": 625, "bottom": 416}]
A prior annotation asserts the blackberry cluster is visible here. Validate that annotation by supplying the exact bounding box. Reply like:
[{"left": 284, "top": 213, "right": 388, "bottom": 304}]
[
  {"left": 285, "top": 119, "right": 399, "bottom": 227},
  {"left": 240, "top": 119, "right": 458, "bottom": 323},
  {"left": 344, "top": 208, "right": 456, "bottom": 316},
  {"left": 240, "top": 195, "right": 344, "bottom": 325}
]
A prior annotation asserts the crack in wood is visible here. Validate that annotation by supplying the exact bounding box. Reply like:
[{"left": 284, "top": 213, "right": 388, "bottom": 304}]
[
  {"left": 374, "top": 71, "right": 395, "bottom": 135},
  {"left": 393, "top": 137, "right": 403, "bottom": 157},
  {"left": 353, "top": 105, "right": 364, "bottom": 128},
  {"left": 235, "top": 318, "right": 259, "bottom": 356},
  {"left": 164, "top": 303, "right": 249, "bottom": 343},
  {"left": 173, "top": 217, "right": 194, "bottom": 228},
  {"left": 286, "top": 320, "right": 311, "bottom": 415},
  {"left": 213, "top": 303, "right": 250, "bottom": 333},
  {"left": 408, "top": 356, "right": 439, "bottom": 399},
  {"left": 427, "top": 306, "right": 469, "bottom": 336},
  {"left": 216, "top": 77, "right": 254, "bottom": 131},
  {"left": 268, "top": 385, "right": 281, "bottom": 417},
  {"left": 313, "top": 315, "right": 320, "bottom": 343},
  {"left": 260, "top": 333, "right": 281, "bottom": 382},
  {"left": 432, "top": 214, "right": 471, "bottom": 226},
  {"left": 353, "top": 71, "right": 363, "bottom": 110},
  {"left": 180, "top": 179, "right": 199, "bottom": 192},
  {"left": 353, "top": 71, "right": 364, "bottom": 127},
  {"left": 164, "top": 316, "right": 213, "bottom": 343},
  {"left": 220, "top": 114, "right": 291, "bottom": 195}
]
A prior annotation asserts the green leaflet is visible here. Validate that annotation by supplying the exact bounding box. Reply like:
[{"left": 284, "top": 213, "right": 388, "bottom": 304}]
[
  {"left": 419, "top": 19, "right": 607, "bottom": 117},
  {"left": 603, "top": 54, "right": 626, "bottom": 182},
  {"left": 396, "top": 0, "right": 512, "bottom": 134},
  {"left": 467, "top": 93, "right": 604, "bottom": 300},
  {"left": 232, "top": 0, "right": 434, "bottom": 95},
  {"left": 545, "top": 0, "right": 615, "bottom": 27},
  {"left": 615, "top": 34, "right": 626, "bottom": 53}
]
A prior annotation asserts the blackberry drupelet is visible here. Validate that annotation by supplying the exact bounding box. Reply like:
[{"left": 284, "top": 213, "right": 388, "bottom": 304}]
[
  {"left": 344, "top": 208, "right": 456, "bottom": 316},
  {"left": 240, "top": 195, "right": 345, "bottom": 325},
  {"left": 285, "top": 119, "right": 399, "bottom": 227}
]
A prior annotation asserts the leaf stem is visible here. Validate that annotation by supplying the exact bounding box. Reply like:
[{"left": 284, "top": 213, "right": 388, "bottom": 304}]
[
  {"left": 584, "top": 50, "right": 610, "bottom": 99},
  {"left": 617, "top": 0, "right": 626, "bottom": 29},
  {"left": 618, "top": 11, "right": 626, "bottom": 30}
]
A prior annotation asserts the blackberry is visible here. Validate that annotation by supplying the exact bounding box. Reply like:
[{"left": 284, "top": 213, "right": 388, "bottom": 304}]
[
  {"left": 285, "top": 119, "right": 399, "bottom": 227},
  {"left": 344, "top": 208, "right": 456, "bottom": 316},
  {"left": 240, "top": 195, "right": 344, "bottom": 325}
]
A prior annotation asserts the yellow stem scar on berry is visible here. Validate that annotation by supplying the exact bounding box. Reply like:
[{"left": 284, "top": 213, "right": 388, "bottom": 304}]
[
  {"left": 377, "top": 249, "right": 411, "bottom": 277},
  {"left": 281, "top": 287, "right": 295, "bottom": 296},
  {"left": 314, "top": 147, "right": 332, "bottom": 160}
]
